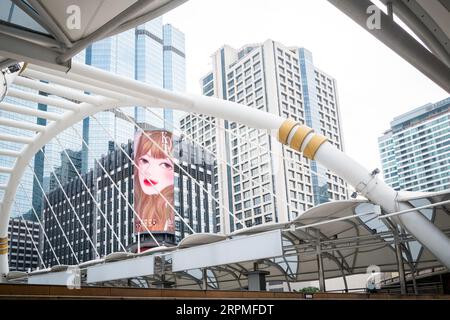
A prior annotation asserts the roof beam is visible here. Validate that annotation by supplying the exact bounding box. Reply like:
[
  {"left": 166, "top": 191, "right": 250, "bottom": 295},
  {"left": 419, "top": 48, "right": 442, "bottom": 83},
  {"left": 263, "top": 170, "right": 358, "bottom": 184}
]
[
  {"left": 105, "top": 0, "right": 188, "bottom": 39},
  {"left": 0, "top": 32, "right": 69, "bottom": 71},
  {"left": 0, "top": 102, "right": 62, "bottom": 121},
  {"left": 0, "top": 166, "right": 13, "bottom": 174},
  {"left": 13, "top": 76, "right": 99, "bottom": 105},
  {"left": 327, "top": 0, "right": 450, "bottom": 93},
  {"left": 0, "top": 118, "right": 45, "bottom": 132},
  {"left": 385, "top": 0, "right": 450, "bottom": 68},
  {"left": 0, "top": 149, "right": 21, "bottom": 157},
  {"left": 0, "top": 133, "right": 33, "bottom": 144},
  {"left": 9, "top": 0, "right": 66, "bottom": 49},
  {"left": 0, "top": 21, "right": 59, "bottom": 48},
  {"left": 0, "top": 58, "right": 17, "bottom": 70},
  {"left": 7, "top": 88, "right": 79, "bottom": 110},
  {"left": 25, "top": 0, "right": 72, "bottom": 48}
]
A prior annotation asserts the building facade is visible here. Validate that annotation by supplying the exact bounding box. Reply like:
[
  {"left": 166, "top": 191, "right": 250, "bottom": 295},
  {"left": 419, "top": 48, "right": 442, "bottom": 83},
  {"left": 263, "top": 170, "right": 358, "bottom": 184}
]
[
  {"left": 0, "top": 15, "right": 185, "bottom": 223},
  {"left": 83, "top": 18, "right": 186, "bottom": 172},
  {"left": 8, "top": 218, "right": 40, "bottom": 272},
  {"left": 379, "top": 97, "right": 450, "bottom": 192},
  {"left": 42, "top": 137, "right": 215, "bottom": 266},
  {"left": 181, "top": 40, "right": 348, "bottom": 234}
]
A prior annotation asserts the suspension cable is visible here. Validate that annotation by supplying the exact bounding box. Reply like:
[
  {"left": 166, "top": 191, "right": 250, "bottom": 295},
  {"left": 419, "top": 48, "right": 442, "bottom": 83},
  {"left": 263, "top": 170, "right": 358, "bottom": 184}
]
[
  {"left": 39, "top": 148, "right": 100, "bottom": 259},
  {"left": 144, "top": 107, "right": 313, "bottom": 225},
  {"left": 18, "top": 183, "right": 60, "bottom": 265},
  {"left": 70, "top": 125, "right": 163, "bottom": 246},
  {"left": 26, "top": 169, "right": 79, "bottom": 264},
  {"left": 189, "top": 112, "right": 334, "bottom": 182},
  {"left": 115, "top": 109, "right": 246, "bottom": 229},
  {"left": 18, "top": 213, "right": 47, "bottom": 270},
  {"left": 379, "top": 199, "right": 450, "bottom": 219},
  {"left": 90, "top": 113, "right": 197, "bottom": 234}
]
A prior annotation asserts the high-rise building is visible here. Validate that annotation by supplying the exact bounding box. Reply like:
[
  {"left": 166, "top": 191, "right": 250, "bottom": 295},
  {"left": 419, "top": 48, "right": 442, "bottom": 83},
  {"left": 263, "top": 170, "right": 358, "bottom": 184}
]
[
  {"left": 82, "top": 18, "right": 186, "bottom": 172},
  {"left": 174, "top": 136, "right": 215, "bottom": 241},
  {"left": 0, "top": 1, "right": 46, "bottom": 217},
  {"left": 42, "top": 136, "right": 215, "bottom": 266},
  {"left": 378, "top": 97, "right": 450, "bottom": 192},
  {"left": 34, "top": 52, "right": 86, "bottom": 215},
  {"left": 134, "top": 21, "right": 186, "bottom": 130},
  {"left": 0, "top": 80, "right": 38, "bottom": 218},
  {"left": 163, "top": 24, "right": 187, "bottom": 130},
  {"left": 7, "top": 218, "right": 40, "bottom": 272},
  {"left": 6, "top": 18, "right": 184, "bottom": 221},
  {"left": 0, "top": 51, "right": 84, "bottom": 220},
  {"left": 82, "top": 25, "right": 137, "bottom": 172},
  {"left": 48, "top": 149, "right": 83, "bottom": 193},
  {"left": 181, "top": 40, "right": 347, "bottom": 233}
]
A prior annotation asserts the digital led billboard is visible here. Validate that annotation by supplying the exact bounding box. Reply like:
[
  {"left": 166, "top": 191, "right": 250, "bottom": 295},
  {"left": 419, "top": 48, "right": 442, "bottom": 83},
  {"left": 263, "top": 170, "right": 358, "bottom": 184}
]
[{"left": 133, "top": 130, "right": 175, "bottom": 234}]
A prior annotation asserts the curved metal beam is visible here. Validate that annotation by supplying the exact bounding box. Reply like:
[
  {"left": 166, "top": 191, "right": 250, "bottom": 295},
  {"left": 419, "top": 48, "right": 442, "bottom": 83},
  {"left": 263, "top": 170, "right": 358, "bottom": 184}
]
[
  {"left": 327, "top": 0, "right": 450, "bottom": 93},
  {"left": 0, "top": 61, "right": 449, "bottom": 278},
  {"left": 388, "top": 0, "right": 450, "bottom": 68}
]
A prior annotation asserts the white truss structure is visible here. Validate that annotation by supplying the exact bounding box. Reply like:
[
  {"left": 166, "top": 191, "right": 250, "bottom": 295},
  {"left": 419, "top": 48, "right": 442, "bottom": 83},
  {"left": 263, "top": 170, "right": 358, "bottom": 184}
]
[{"left": 0, "top": 61, "right": 449, "bottom": 283}]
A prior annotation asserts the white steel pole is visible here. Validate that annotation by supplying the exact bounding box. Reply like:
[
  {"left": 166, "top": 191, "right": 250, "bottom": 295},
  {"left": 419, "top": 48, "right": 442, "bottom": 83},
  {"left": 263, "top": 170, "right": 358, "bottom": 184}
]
[
  {"left": 1, "top": 61, "right": 449, "bottom": 278},
  {"left": 300, "top": 134, "right": 450, "bottom": 268}
]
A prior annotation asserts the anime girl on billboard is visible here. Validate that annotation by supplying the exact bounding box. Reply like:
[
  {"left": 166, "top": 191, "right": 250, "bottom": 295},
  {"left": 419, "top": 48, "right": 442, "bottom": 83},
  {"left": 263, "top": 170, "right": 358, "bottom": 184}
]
[{"left": 134, "top": 130, "right": 175, "bottom": 233}]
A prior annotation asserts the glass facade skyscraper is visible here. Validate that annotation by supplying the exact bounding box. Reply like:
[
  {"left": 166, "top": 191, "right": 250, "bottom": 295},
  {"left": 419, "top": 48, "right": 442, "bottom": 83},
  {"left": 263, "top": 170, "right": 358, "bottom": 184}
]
[
  {"left": 82, "top": 27, "right": 137, "bottom": 172},
  {"left": 83, "top": 18, "right": 186, "bottom": 172},
  {"left": 163, "top": 24, "right": 187, "bottom": 130},
  {"left": 0, "top": 85, "right": 38, "bottom": 218},
  {"left": 1, "top": 15, "right": 185, "bottom": 220},
  {"left": 298, "top": 48, "right": 329, "bottom": 205},
  {"left": 379, "top": 97, "right": 450, "bottom": 192},
  {"left": 0, "top": 0, "right": 67, "bottom": 217},
  {"left": 134, "top": 20, "right": 186, "bottom": 130},
  {"left": 134, "top": 18, "right": 164, "bottom": 129}
]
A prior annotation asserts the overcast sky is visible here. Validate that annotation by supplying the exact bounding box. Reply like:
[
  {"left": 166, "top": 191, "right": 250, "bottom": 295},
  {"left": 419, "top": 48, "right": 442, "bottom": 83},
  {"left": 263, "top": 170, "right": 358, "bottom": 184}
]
[{"left": 164, "top": 0, "right": 448, "bottom": 172}]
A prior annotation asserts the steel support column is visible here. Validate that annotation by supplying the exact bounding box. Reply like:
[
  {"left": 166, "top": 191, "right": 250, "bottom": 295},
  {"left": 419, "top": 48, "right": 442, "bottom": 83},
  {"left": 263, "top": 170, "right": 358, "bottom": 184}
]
[
  {"left": 327, "top": 0, "right": 450, "bottom": 92},
  {"left": 394, "top": 231, "right": 407, "bottom": 294},
  {"left": 316, "top": 233, "right": 326, "bottom": 292},
  {"left": 202, "top": 268, "right": 208, "bottom": 290},
  {"left": 0, "top": 33, "right": 70, "bottom": 71}
]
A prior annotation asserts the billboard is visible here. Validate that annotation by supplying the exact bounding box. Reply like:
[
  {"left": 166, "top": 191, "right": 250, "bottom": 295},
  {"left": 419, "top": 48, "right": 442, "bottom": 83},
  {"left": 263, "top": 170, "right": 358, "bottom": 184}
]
[{"left": 133, "top": 130, "right": 175, "bottom": 234}]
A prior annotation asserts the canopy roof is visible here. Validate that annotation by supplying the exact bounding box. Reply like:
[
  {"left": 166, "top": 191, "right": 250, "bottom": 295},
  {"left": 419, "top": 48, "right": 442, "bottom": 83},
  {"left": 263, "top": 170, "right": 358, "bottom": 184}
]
[
  {"left": 18, "top": 190, "right": 449, "bottom": 290},
  {"left": 0, "top": 0, "right": 186, "bottom": 70},
  {"left": 328, "top": 0, "right": 450, "bottom": 92}
]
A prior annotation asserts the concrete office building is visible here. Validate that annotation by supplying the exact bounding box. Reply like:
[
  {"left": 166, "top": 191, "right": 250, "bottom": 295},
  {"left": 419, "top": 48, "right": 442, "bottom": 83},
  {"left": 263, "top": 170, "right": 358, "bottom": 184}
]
[
  {"left": 7, "top": 218, "right": 40, "bottom": 272},
  {"left": 379, "top": 97, "right": 450, "bottom": 192},
  {"left": 181, "top": 40, "right": 347, "bottom": 233},
  {"left": 0, "top": 10, "right": 185, "bottom": 221},
  {"left": 83, "top": 18, "right": 186, "bottom": 172},
  {"left": 42, "top": 137, "right": 215, "bottom": 266}
]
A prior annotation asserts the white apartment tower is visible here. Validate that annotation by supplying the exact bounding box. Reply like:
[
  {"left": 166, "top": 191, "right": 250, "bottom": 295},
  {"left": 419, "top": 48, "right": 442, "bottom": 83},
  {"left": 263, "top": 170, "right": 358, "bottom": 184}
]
[
  {"left": 379, "top": 97, "right": 449, "bottom": 192},
  {"left": 180, "top": 40, "right": 348, "bottom": 234}
]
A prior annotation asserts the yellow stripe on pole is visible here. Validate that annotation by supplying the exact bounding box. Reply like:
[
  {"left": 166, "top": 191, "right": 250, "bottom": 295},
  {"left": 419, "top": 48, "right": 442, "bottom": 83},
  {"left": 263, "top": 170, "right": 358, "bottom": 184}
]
[
  {"left": 290, "top": 125, "right": 313, "bottom": 151},
  {"left": 277, "top": 119, "right": 298, "bottom": 145},
  {"left": 303, "top": 134, "right": 328, "bottom": 160}
]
